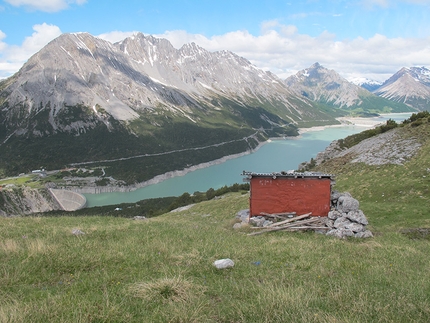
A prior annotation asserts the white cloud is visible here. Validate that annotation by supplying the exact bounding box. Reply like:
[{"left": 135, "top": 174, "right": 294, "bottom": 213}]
[
  {"left": 361, "top": 0, "right": 390, "bottom": 7},
  {"left": 4, "top": 0, "right": 86, "bottom": 12},
  {"left": 361, "top": 0, "right": 430, "bottom": 7},
  {"left": 97, "top": 31, "right": 139, "bottom": 44},
  {"left": 0, "top": 30, "right": 7, "bottom": 52},
  {"left": 157, "top": 23, "right": 430, "bottom": 82},
  {"left": 1, "top": 22, "right": 429, "bottom": 83},
  {"left": 0, "top": 23, "right": 61, "bottom": 78}
]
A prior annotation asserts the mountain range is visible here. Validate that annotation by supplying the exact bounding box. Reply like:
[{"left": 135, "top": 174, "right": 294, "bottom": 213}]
[
  {"left": 285, "top": 62, "right": 413, "bottom": 115},
  {"left": 0, "top": 32, "right": 427, "bottom": 182}
]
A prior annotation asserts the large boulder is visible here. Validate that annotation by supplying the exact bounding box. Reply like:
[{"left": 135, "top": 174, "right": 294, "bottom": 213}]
[
  {"left": 337, "top": 194, "right": 360, "bottom": 213},
  {"left": 346, "top": 210, "right": 369, "bottom": 225}
]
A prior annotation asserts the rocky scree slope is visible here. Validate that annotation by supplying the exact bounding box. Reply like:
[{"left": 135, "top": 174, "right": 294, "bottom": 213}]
[
  {"left": 299, "top": 120, "right": 427, "bottom": 171},
  {"left": 0, "top": 187, "right": 62, "bottom": 216}
]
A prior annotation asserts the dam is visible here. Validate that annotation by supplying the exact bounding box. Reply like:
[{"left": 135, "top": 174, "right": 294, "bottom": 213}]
[{"left": 50, "top": 189, "right": 87, "bottom": 211}]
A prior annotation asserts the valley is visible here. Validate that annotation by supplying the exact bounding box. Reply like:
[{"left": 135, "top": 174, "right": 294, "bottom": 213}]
[
  {"left": 1, "top": 32, "right": 425, "bottom": 185},
  {"left": 1, "top": 2, "right": 429, "bottom": 321}
]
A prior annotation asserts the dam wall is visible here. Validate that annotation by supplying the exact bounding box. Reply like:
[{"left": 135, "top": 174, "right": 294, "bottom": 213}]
[{"left": 50, "top": 189, "right": 87, "bottom": 211}]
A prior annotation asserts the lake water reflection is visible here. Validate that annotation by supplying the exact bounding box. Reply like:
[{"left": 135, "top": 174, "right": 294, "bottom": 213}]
[{"left": 84, "top": 113, "right": 412, "bottom": 207}]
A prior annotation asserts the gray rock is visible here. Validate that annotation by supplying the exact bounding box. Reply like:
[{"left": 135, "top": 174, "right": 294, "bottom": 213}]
[
  {"left": 249, "top": 216, "right": 266, "bottom": 227},
  {"left": 331, "top": 190, "right": 342, "bottom": 203},
  {"left": 324, "top": 218, "right": 335, "bottom": 229},
  {"left": 355, "top": 230, "right": 374, "bottom": 238},
  {"left": 337, "top": 195, "right": 359, "bottom": 213},
  {"left": 333, "top": 217, "right": 352, "bottom": 229},
  {"left": 345, "top": 210, "right": 369, "bottom": 225},
  {"left": 170, "top": 204, "right": 195, "bottom": 212},
  {"left": 327, "top": 228, "right": 355, "bottom": 239},
  {"left": 341, "top": 229, "right": 355, "bottom": 237},
  {"left": 133, "top": 216, "right": 146, "bottom": 220},
  {"left": 262, "top": 220, "right": 273, "bottom": 227},
  {"left": 328, "top": 210, "right": 342, "bottom": 220},
  {"left": 236, "top": 209, "right": 250, "bottom": 223},
  {"left": 346, "top": 222, "right": 365, "bottom": 233},
  {"left": 213, "top": 258, "right": 234, "bottom": 269}
]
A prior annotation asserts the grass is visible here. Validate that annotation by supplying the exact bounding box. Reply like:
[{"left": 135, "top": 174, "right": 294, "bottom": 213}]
[
  {"left": 0, "top": 175, "right": 36, "bottom": 187},
  {"left": 1, "top": 119, "right": 430, "bottom": 322},
  {"left": 1, "top": 188, "right": 429, "bottom": 322}
]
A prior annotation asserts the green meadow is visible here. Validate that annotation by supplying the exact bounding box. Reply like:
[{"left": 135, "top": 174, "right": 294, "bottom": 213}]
[{"left": 1, "top": 117, "right": 429, "bottom": 322}]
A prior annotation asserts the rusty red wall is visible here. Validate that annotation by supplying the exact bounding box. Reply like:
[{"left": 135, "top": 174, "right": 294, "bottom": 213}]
[{"left": 250, "top": 177, "right": 331, "bottom": 217}]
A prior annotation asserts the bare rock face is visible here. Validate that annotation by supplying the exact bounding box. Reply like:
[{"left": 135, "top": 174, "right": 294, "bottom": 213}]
[
  {"left": 0, "top": 187, "right": 62, "bottom": 216},
  {"left": 299, "top": 127, "right": 422, "bottom": 170}
]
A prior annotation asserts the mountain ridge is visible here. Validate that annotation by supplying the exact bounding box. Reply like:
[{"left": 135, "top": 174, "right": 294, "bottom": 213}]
[
  {"left": 0, "top": 32, "right": 339, "bottom": 180},
  {"left": 374, "top": 66, "right": 430, "bottom": 110},
  {"left": 284, "top": 62, "right": 414, "bottom": 114},
  {"left": 0, "top": 32, "right": 426, "bottom": 181}
]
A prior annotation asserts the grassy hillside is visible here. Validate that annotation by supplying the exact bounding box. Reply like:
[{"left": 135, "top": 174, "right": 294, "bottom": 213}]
[{"left": 1, "top": 117, "right": 429, "bottom": 322}]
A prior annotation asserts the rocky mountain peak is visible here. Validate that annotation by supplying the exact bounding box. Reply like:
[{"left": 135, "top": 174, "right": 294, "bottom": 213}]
[
  {"left": 374, "top": 66, "right": 430, "bottom": 110},
  {"left": 285, "top": 63, "right": 414, "bottom": 112},
  {"left": 1, "top": 31, "right": 335, "bottom": 145},
  {"left": 285, "top": 63, "right": 367, "bottom": 108}
]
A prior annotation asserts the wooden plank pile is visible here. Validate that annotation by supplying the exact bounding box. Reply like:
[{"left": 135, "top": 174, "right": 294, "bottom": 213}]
[{"left": 247, "top": 212, "right": 329, "bottom": 236}]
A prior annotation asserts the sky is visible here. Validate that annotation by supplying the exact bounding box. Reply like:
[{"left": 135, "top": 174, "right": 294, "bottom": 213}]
[{"left": 0, "top": 0, "right": 430, "bottom": 82}]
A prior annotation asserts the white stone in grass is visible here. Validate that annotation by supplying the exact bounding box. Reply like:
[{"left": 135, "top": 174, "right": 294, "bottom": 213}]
[
  {"left": 213, "top": 258, "right": 234, "bottom": 269},
  {"left": 72, "top": 229, "right": 85, "bottom": 235}
]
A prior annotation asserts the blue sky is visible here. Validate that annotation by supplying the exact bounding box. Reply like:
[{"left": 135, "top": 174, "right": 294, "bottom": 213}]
[{"left": 1, "top": 0, "right": 430, "bottom": 81}]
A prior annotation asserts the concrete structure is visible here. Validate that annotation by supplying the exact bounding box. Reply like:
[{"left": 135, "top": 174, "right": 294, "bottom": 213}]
[
  {"left": 49, "top": 189, "right": 87, "bottom": 211},
  {"left": 243, "top": 171, "right": 334, "bottom": 217}
]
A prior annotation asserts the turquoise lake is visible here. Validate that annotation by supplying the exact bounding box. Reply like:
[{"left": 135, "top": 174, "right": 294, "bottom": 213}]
[{"left": 84, "top": 113, "right": 412, "bottom": 207}]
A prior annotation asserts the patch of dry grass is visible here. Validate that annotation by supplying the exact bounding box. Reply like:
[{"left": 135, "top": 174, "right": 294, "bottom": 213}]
[{"left": 128, "top": 275, "right": 206, "bottom": 304}]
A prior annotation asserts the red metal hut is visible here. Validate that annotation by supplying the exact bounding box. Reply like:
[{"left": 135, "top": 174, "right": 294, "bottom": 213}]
[{"left": 243, "top": 171, "right": 335, "bottom": 217}]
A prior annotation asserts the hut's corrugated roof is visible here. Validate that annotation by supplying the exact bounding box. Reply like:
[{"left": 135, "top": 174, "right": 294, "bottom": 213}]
[{"left": 242, "top": 170, "right": 334, "bottom": 179}]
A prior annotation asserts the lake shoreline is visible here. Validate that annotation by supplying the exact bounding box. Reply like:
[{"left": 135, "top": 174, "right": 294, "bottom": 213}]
[
  {"left": 72, "top": 119, "right": 379, "bottom": 195},
  {"left": 74, "top": 113, "right": 411, "bottom": 197},
  {"left": 70, "top": 146, "right": 265, "bottom": 194}
]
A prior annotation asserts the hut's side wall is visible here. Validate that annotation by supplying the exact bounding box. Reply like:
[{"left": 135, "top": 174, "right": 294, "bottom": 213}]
[{"left": 250, "top": 177, "right": 331, "bottom": 217}]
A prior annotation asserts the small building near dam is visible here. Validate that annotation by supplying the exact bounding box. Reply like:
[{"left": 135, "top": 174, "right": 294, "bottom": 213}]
[{"left": 242, "top": 171, "right": 335, "bottom": 217}]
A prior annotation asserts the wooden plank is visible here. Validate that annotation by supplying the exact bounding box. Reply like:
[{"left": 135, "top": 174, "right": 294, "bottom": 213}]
[
  {"left": 260, "top": 212, "right": 296, "bottom": 217},
  {"left": 247, "top": 217, "right": 319, "bottom": 236},
  {"left": 265, "top": 213, "right": 312, "bottom": 228},
  {"left": 286, "top": 226, "right": 330, "bottom": 230}
]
